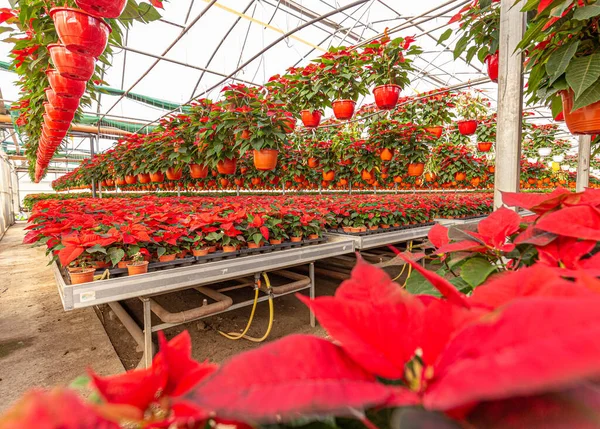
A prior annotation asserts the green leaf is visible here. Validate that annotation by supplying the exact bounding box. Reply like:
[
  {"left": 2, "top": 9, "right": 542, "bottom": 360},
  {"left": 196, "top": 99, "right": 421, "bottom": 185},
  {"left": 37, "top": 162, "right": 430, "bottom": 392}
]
[
  {"left": 460, "top": 257, "right": 497, "bottom": 288},
  {"left": 453, "top": 36, "right": 470, "bottom": 60},
  {"left": 107, "top": 248, "right": 125, "bottom": 266},
  {"left": 69, "top": 376, "right": 90, "bottom": 389},
  {"left": 573, "top": 3, "right": 600, "bottom": 19},
  {"left": 157, "top": 246, "right": 166, "bottom": 257},
  {"left": 545, "top": 41, "right": 579, "bottom": 85},
  {"left": 86, "top": 244, "right": 106, "bottom": 254},
  {"left": 437, "top": 29, "right": 452, "bottom": 45},
  {"left": 566, "top": 54, "right": 600, "bottom": 99},
  {"left": 572, "top": 78, "right": 600, "bottom": 110},
  {"left": 137, "top": 2, "right": 162, "bottom": 22},
  {"left": 405, "top": 270, "right": 442, "bottom": 297},
  {"left": 479, "top": 0, "right": 492, "bottom": 8}
]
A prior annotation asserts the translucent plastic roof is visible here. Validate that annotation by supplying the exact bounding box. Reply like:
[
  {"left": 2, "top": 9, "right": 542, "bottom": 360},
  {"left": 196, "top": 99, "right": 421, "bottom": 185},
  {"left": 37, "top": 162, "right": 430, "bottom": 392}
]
[{"left": 0, "top": 0, "right": 574, "bottom": 154}]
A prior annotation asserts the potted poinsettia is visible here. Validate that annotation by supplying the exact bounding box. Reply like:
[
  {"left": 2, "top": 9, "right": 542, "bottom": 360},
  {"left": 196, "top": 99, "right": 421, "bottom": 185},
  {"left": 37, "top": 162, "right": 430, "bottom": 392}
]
[
  {"left": 440, "top": 0, "right": 500, "bottom": 82},
  {"left": 265, "top": 216, "right": 288, "bottom": 244},
  {"left": 197, "top": 101, "right": 238, "bottom": 175},
  {"left": 416, "top": 89, "right": 456, "bottom": 139},
  {"left": 396, "top": 124, "right": 430, "bottom": 176},
  {"left": 126, "top": 251, "right": 149, "bottom": 276},
  {"left": 517, "top": 0, "right": 600, "bottom": 134},
  {"left": 476, "top": 113, "right": 496, "bottom": 152},
  {"left": 361, "top": 35, "right": 422, "bottom": 110},
  {"left": 454, "top": 91, "right": 490, "bottom": 135}
]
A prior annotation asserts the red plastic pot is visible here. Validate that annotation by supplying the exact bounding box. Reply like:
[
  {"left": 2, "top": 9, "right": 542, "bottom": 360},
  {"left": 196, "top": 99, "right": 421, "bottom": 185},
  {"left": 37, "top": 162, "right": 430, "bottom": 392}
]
[
  {"left": 561, "top": 90, "right": 600, "bottom": 135},
  {"left": 44, "top": 103, "right": 75, "bottom": 122},
  {"left": 373, "top": 84, "right": 401, "bottom": 110},
  {"left": 46, "top": 88, "right": 80, "bottom": 111},
  {"left": 300, "top": 110, "right": 321, "bottom": 128},
  {"left": 408, "top": 163, "right": 424, "bottom": 177},
  {"left": 332, "top": 99, "right": 356, "bottom": 120},
  {"left": 486, "top": 51, "right": 499, "bottom": 83},
  {"left": 458, "top": 120, "right": 478, "bottom": 135},
  {"left": 43, "top": 114, "right": 70, "bottom": 131},
  {"left": 50, "top": 8, "right": 112, "bottom": 58},
  {"left": 48, "top": 44, "right": 96, "bottom": 81},
  {"left": 380, "top": 148, "right": 394, "bottom": 161},
  {"left": 424, "top": 126, "right": 443, "bottom": 139},
  {"left": 322, "top": 170, "right": 335, "bottom": 181},
  {"left": 165, "top": 167, "right": 182, "bottom": 181},
  {"left": 150, "top": 171, "right": 164, "bottom": 183},
  {"left": 253, "top": 149, "right": 278, "bottom": 171},
  {"left": 125, "top": 175, "right": 137, "bottom": 185},
  {"left": 43, "top": 127, "right": 67, "bottom": 139},
  {"left": 46, "top": 69, "right": 86, "bottom": 98},
  {"left": 75, "top": 0, "right": 127, "bottom": 18},
  {"left": 189, "top": 163, "right": 208, "bottom": 179},
  {"left": 116, "top": 177, "right": 127, "bottom": 186},
  {"left": 217, "top": 158, "right": 237, "bottom": 175},
  {"left": 478, "top": 142, "right": 493, "bottom": 152}
]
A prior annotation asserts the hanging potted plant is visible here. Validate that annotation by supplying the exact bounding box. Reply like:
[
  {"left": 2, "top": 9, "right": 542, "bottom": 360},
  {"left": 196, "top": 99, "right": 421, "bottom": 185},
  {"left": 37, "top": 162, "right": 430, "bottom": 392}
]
[
  {"left": 440, "top": 0, "right": 500, "bottom": 83},
  {"left": 517, "top": 0, "right": 600, "bottom": 134},
  {"left": 454, "top": 90, "right": 489, "bottom": 135},
  {"left": 196, "top": 101, "right": 238, "bottom": 175},
  {"left": 476, "top": 113, "right": 496, "bottom": 152},
  {"left": 416, "top": 89, "right": 456, "bottom": 139},
  {"left": 362, "top": 35, "right": 422, "bottom": 110},
  {"left": 50, "top": 8, "right": 112, "bottom": 58},
  {"left": 367, "top": 117, "right": 403, "bottom": 162},
  {"left": 396, "top": 124, "right": 429, "bottom": 176},
  {"left": 75, "top": 0, "right": 128, "bottom": 19}
]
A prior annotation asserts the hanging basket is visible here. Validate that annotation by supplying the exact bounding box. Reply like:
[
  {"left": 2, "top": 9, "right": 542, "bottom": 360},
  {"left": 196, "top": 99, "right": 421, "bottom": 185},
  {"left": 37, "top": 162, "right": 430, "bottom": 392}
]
[
  {"left": 50, "top": 8, "right": 112, "bottom": 58},
  {"left": 217, "top": 158, "right": 237, "bottom": 175},
  {"left": 486, "top": 51, "right": 499, "bottom": 83},
  {"left": 137, "top": 173, "right": 151, "bottom": 184},
  {"left": 48, "top": 44, "right": 95, "bottom": 81},
  {"left": 322, "top": 170, "right": 335, "bottom": 181},
  {"left": 44, "top": 103, "right": 75, "bottom": 123},
  {"left": 332, "top": 99, "right": 356, "bottom": 120},
  {"left": 408, "top": 163, "right": 424, "bottom": 177},
  {"left": 189, "top": 163, "right": 209, "bottom": 179},
  {"left": 165, "top": 167, "right": 182, "bottom": 181},
  {"left": 424, "top": 126, "right": 443, "bottom": 139},
  {"left": 300, "top": 110, "right": 321, "bottom": 128},
  {"left": 457, "top": 120, "right": 478, "bottom": 135},
  {"left": 373, "top": 84, "right": 401, "bottom": 110},
  {"left": 478, "top": 142, "right": 493, "bottom": 152},
  {"left": 125, "top": 175, "right": 137, "bottom": 185},
  {"left": 75, "top": 0, "right": 127, "bottom": 18},
  {"left": 380, "top": 148, "right": 394, "bottom": 161},
  {"left": 150, "top": 171, "right": 164, "bottom": 183},
  {"left": 253, "top": 149, "right": 278, "bottom": 171},
  {"left": 561, "top": 90, "right": 600, "bottom": 135}
]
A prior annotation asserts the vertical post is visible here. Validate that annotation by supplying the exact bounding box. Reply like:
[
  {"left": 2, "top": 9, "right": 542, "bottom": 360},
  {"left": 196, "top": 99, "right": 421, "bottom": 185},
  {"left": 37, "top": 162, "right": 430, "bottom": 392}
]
[
  {"left": 493, "top": 0, "right": 526, "bottom": 209},
  {"left": 90, "top": 136, "right": 97, "bottom": 198},
  {"left": 309, "top": 262, "right": 315, "bottom": 328},
  {"left": 576, "top": 135, "right": 591, "bottom": 192},
  {"left": 141, "top": 297, "right": 153, "bottom": 368}
]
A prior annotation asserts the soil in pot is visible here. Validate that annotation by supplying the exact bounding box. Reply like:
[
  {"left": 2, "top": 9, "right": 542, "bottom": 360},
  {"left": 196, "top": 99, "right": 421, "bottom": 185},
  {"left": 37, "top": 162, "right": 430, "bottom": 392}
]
[
  {"left": 127, "top": 261, "right": 148, "bottom": 276},
  {"left": 69, "top": 267, "right": 95, "bottom": 284}
]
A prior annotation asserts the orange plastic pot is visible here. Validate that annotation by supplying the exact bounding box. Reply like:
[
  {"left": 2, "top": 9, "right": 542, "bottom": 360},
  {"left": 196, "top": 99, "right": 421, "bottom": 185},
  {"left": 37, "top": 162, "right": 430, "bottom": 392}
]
[
  {"left": 150, "top": 171, "right": 164, "bottom": 183},
  {"left": 332, "top": 99, "right": 356, "bottom": 120},
  {"left": 69, "top": 268, "right": 95, "bottom": 284},
  {"left": 44, "top": 103, "right": 75, "bottom": 123},
  {"left": 220, "top": 178, "right": 229, "bottom": 187},
  {"left": 166, "top": 167, "right": 182, "bottom": 181},
  {"left": 45, "top": 88, "right": 80, "bottom": 111},
  {"left": 234, "top": 178, "right": 244, "bottom": 187},
  {"left": 251, "top": 177, "right": 262, "bottom": 186},
  {"left": 408, "top": 163, "right": 424, "bottom": 177},
  {"left": 488, "top": 165, "right": 495, "bottom": 173},
  {"left": 46, "top": 69, "right": 86, "bottom": 98},
  {"left": 300, "top": 110, "right": 321, "bottom": 127},
  {"left": 424, "top": 126, "right": 443, "bottom": 139},
  {"left": 561, "top": 90, "right": 600, "bottom": 135},
  {"left": 75, "top": 0, "right": 127, "bottom": 18},
  {"left": 44, "top": 114, "right": 71, "bottom": 131},
  {"left": 50, "top": 8, "right": 112, "bottom": 58},
  {"left": 478, "top": 142, "right": 493, "bottom": 152},
  {"left": 280, "top": 117, "right": 295, "bottom": 134},
  {"left": 307, "top": 157, "right": 319, "bottom": 168},
  {"left": 48, "top": 44, "right": 95, "bottom": 81},
  {"left": 137, "top": 173, "right": 151, "bottom": 184},
  {"left": 105, "top": 179, "right": 114, "bottom": 187},
  {"left": 217, "top": 158, "right": 237, "bottom": 175},
  {"left": 127, "top": 261, "right": 148, "bottom": 276},
  {"left": 361, "top": 169, "right": 374, "bottom": 180},
  {"left": 253, "top": 149, "right": 278, "bottom": 171},
  {"left": 457, "top": 120, "right": 478, "bottom": 135},
  {"left": 339, "top": 178, "right": 348, "bottom": 186},
  {"left": 455, "top": 172, "right": 467, "bottom": 181},
  {"left": 486, "top": 51, "right": 499, "bottom": 83},
  {"left": 159, "top": 254, "right": 176, "bottom": 262},
  {"left": 425, "top": 172, "right": 436, "bottom": 182},
  {"left": 189, "top": 163, "right": 208, "bottom": 179},
  {"left": 380, "top": 148, "right": 394, "bottom": 161},
  {"left": 116, "top": 177, "right": 127, "bottom": 186},
  {"left": 323, "top": 170, "right": 335, "bottom": 181},
  {"left": 373, "top": 84, "right": 401, "bottom": 109},
  {"left": 125, "top": 175, "right": 137, "bottom": 185},
  {"left": 239, "top": 129, "right": 251, "bottom": 140}
]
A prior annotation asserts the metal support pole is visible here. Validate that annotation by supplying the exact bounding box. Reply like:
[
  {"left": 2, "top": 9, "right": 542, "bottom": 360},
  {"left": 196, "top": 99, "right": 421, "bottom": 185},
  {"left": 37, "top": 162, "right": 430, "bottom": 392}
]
[
  {"left": 141, "top": 297, "right": 153, "bottom": 368},
  {"left": 309, "top": 262, "right": 315, "bottom": 328},
  {"left": 90, "top": 136, "right": 97, "bottom": 198},
  {"left": 493, "top": 0, "right": 525, "bottom": 209},
  {"left": 576, "top": 135, "right": 591, "bottom": 192}
]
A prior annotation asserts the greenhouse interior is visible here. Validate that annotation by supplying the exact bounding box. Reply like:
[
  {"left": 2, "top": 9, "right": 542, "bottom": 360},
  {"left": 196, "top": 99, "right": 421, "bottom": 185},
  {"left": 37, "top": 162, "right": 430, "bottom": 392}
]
[{"left": 1, "top": 0, "right": 600, "bottom": 426}]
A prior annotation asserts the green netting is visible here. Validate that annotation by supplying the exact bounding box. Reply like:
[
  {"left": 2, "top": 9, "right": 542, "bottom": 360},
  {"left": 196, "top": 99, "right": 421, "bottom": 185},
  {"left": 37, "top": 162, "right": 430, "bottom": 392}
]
[
  {"left": 77, "top": 114, "right": 156, "bottom": 133},
  {"left": 0, "top": 61, "right": 10, "bottom": 71},
  {"left": 95, "top": 85, "right": 192, "bottom": 113}
]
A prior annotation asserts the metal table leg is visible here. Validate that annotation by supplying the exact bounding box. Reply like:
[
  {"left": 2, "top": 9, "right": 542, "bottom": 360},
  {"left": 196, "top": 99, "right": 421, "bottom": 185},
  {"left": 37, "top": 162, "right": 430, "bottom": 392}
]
[
  {"left": 141, "top": 297, "right": 153, "bottom": 368},
  {"left": 309, "top": 262, "right": 315, "bottom": 327}
]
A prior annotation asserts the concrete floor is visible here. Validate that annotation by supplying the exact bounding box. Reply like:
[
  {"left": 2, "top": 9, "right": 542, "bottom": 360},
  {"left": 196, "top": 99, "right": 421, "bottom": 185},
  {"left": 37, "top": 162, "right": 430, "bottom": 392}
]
[{"left": 0, "top": 223, "right": 123, "bottom": 413}]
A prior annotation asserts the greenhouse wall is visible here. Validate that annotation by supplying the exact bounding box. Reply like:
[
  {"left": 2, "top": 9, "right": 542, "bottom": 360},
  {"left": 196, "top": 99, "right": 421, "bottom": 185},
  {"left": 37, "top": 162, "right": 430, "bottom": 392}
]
[{"left": 0, "top": 149, "right": 18, "bottom": 240}]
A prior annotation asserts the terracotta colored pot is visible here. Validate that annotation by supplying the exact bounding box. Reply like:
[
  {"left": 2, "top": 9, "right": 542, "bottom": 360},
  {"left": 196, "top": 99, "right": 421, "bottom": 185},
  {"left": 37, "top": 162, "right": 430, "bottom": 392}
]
[
  {"left": 280, "top": 117, "right": 295, "bottom": 134},
  {"left": 45, "top": 88, "right": 80, "bottom": 112},
  {"left": 424, "top": 172, "right": 436, "bottom": 182},
  {"left": 51, "top": 8, "right": 112, "bottom": 58},
  {"left": 251, "top": 177, "right": 262, "bottom": 186},
  {"left": 148, "top": 171, "right": 163, "bottom": 183},
  {"left": 381, "top": 224, "right": 390, "bottom": 229},
  {"left": 561, "top": 90, "right": 600, "bottom": 135},
  {"left": 247, "top": 242, "right": 264, "bottom": 249},
  {"left": 115, "top": 177, "right": 127, "bottom": 186},
  {"left": 339, "top": 178, "right": 348, "bottom": 186},
  {"left": 470, "top": 177, "right": 481, "bottom": 188},
  {"left": 253, "top": 149, "right": 278, "bottom": 171},
  {"left": 308, "top": 234, "right": 319, "bottom": 240},
  {"left": 189, "top": 163, "right": 208, "bottom": 179},
  {"left": 222, "top": 245, "right": 237, "bottom": 253},
  {"left": 307, "top": 157, "right": 319, "bottom": 169},
  {"left": 290, "top": 236, "right": 302, "bottom": 242},
  {"left": 393, "top": 176, "right": 403, "bottom": 183},
  {"left": 76, "top": 0, "right": 127, "bottom": 18},
  {"left": 234, "top": 178, "right": 244, "bottom": 187},
  {"left": 69, "top": 267, "right": 95, "bottom": 284},
  {"left": 159, "top": 254, "right": 176, "bottom": 262},
  {"left": 424, "top": 126, "right": 443, "bottom": 139},
  {"left": 332, "top": 99, "right": 356, "bottom": 120},
  {"left": 220, "top": 178, "right": 229, "bottom": 187},
  {"left": 166, "top": 167, "right": 182, "bottom": 181},
  {"left": 361, "top": 169, "right": 374, "bottom": 181},
  {"left": 380, "top": 148, "right": 394, "bottom": 161},
  {"left": 125, "top": 175, "right": 137, "bottom": 185},
  {"left": 455, "top": 171, "right": 467, "bottom": 181},
  {"left": 486, "top": 51, "right": 499, "bottom": 83},
  {"left": 373, "top": 84, "right": 401, "bottom": 109},
  {"left": 408, "top": 163, "right": 424, "bottom": 177},
  {"left": 48, "top": 44, "right": 95, "bottom": 81},
  {"left": 300, "top": 110, "right": 321, "bottom": 127},
  {"left": 137, "top": 173, "right": 151, "bottom": 184},
  {"left": 478, "top": 142, "right": 493, "bottom": 152},
  {"left": 193, "top": 248, "right": 209, "bottom": 257},
  {"left": 458, "top": 120, "right": 478, "bottom": 135},
  {"left": 270, "top": 239, "right": 282, "bottom": 245},
  {"left": 369, "top": 226, "right": 378, "bottom": 231},
  {"left": 46, "top": 69, "right": 86, "bottom": 98},
  {"left": 322, "top": 170, "right": 335, "bottom": 181},
  {"left": 105, "top": 179, "right": 114, "bottom": 186},
  {"left": 92, "top": 260, "right": 110, "bottom": 269},
  {"left": 127, "top": 261, "right": 148, "bottom": 276},
  {"left": 44, "top": 102, "right": 75, "bottom": 123},
  {"left": 217, "top": 158, "right": 237, "bottom": 175}
]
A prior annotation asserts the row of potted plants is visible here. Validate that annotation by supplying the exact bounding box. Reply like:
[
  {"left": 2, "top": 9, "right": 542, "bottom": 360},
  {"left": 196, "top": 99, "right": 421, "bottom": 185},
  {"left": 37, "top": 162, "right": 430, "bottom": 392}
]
[{"left": 24, "top": 193, "right": 493, "bottom": 283}]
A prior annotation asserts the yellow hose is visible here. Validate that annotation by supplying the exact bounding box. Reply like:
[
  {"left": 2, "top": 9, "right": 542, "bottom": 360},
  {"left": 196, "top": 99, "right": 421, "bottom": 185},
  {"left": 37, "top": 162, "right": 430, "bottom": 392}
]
[
  {"left": 218, "top": 272, "right": 274, "bottom": 343},
  {"left": 403, "top": 240, "right": 414, "bottom": 287}
]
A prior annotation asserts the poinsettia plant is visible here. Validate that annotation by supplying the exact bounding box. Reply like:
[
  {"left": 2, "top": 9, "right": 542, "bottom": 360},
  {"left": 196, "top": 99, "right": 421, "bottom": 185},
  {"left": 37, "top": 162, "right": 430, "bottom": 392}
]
[
  {"left": 361, "top": 34, "right": 422, "bottom": 87},
  {"left": 312, "top": 47, "right": 370, "bottom": 101},
  {"left": 454, "top": 90, "right": 490, "bottom": 121},
  {"left": 415, "top": 89, "right": 456, "bottom": 127}
]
